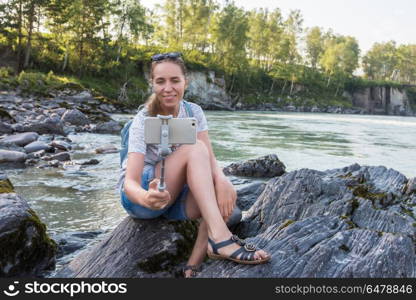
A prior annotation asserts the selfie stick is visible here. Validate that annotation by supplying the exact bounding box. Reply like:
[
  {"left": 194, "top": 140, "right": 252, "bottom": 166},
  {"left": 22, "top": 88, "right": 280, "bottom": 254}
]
[{"left": 157, "top": 114, "right": 173, "bottom": 192}]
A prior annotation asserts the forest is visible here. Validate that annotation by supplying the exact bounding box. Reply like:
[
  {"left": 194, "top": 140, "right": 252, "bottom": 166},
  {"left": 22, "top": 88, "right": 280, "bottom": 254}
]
[{"left": 1, "top": 0, "right": 415, "bottom": 107}]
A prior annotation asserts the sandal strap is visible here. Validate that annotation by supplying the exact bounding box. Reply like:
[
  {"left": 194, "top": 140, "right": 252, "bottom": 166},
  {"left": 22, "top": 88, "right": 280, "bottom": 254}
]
[
  {"left": 230, "top": 245, "right": 257, "bottom": 261},
  {"left": 208, "top": 237, "right": 236, "bottom": 255},
  {"left": 182, "top": 265, "right": 202, "bottom": 277}
]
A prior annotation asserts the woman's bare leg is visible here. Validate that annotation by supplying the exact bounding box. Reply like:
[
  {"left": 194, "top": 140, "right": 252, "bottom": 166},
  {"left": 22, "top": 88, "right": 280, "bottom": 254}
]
[{"left": 154, "top": 140, "right": 269, "bottom": 262}]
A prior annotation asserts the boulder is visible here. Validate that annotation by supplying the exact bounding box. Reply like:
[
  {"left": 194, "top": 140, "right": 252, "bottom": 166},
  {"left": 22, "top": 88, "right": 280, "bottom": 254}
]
[
  {"left": 0, "top": 150, "right": 27, "bottom": 164},
  {"left": 24, "top": 141, "right": 53, "bottom": 154},
  {"left": 92, "top": 120, "right": 122, "bottom": 134},
  {"left": 223, "top": 154, "right": 286, "bottom": 178},
  {"left": 56, "top": 218, "right": 198, "bottom": 278},
  {"left": 23, "top": 118, "right": 66, "bottom": 136},
  {"left": 44, "top": 152, "right": 71, "bottom": 162},
  {"left": 0, "top": 122, "right": 13, "bottom": 134},
  {"left": 61, "top": 109, "right": 90, "bottom": 126},
  {"left": 236, "top": 181, "right": 266, "bottom": 211},
  {"left": 0, "top": 132, "right": 39, "bottom": 147},
  {"left": 0, "top": 174, "right": 57, "bottom": 277},
  {"left": 50, "top": 140, "right": 72, "bottom": 151},
  {"left": 95, "top": 144, "right": 118, "bottom": 154}
]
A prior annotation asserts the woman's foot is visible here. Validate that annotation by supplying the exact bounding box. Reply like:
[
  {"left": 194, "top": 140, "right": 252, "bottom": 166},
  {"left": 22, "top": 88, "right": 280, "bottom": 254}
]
[
  {"left": 182, "top": 265, "right": 202, "bottom": 278},
  {"left": 207, "top": 234, "right": 270, "bottom": 264}
]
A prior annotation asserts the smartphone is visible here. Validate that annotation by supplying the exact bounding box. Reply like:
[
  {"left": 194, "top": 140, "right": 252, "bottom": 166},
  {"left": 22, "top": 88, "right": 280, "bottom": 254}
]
[{"left": 144, "top": 117, "right": 197, "bottom": 144}]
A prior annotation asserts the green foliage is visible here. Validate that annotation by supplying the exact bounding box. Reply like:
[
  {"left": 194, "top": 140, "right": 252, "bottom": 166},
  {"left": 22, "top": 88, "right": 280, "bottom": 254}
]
[{"left": 0, "top": 0, "right": 414, "bottom": 108}]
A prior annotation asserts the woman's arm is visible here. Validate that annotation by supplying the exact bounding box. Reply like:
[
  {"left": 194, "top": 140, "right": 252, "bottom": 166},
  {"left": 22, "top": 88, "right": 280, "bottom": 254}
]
[
  {"left": 198, "top": 130, "right": 237, "bottom": 218},
  {"left": 124, "top": 152, "right": 148, "bottom": 205}
]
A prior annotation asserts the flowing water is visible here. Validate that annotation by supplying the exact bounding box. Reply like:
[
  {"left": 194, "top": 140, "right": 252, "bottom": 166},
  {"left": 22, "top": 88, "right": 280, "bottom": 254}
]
[{"left": 3, "top": 111, "right": 416, "bottom": 273}]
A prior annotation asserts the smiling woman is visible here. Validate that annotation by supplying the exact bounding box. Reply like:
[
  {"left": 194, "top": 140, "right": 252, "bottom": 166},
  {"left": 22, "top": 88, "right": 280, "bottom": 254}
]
[{"left": 118, "top": 52, "right": 271, "bottom": 277}]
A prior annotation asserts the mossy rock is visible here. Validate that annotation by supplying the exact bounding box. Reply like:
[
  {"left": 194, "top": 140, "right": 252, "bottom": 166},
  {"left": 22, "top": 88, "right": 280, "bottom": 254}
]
[
  {"left": 0, "top": 193, "right": 57, "bottom": 277},
  {"left": 0, "top": 178, "right": 14, "bottom": 193}
]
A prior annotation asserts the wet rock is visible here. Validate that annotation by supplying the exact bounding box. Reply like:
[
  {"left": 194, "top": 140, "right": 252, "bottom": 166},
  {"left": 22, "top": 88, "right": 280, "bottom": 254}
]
[
  {"left": 38, "top": 160, "right": 61, "bottom": 168},
  {"left": 24, "top": 141, "right": 53, "bottom": 153},
  {"left": 0, "top": 150, "right": 27, "bottom": 164},
  {"left": 92, "top": 120, "right": 122, "bottom": 134},
  {"left": 95, "top": 144, "right": 118, "bottom": 154},
  {"left": 27, "top": 150, "right": 46, "bottom": 159},
  {"left": 23, "top": 118, "right": 65, "bottom": 136},
  {"left": 50, "top": 140, "right": 72, "bottom": 151},
  {"left": 404, "top": 178, "right": 416, "bottom": 195},
  {"left": 223, "top": 154, "right": 286, "bottom": 178},
  {"left": 0, "top": 174, "right": 57, "bottom": 277},
  {"left": 53, "top": 230, "right": 104, "bottom": 259},
  {"left": 78, "top": 159, "right": 100, "bottom": 165},
  {"left": 11, "top": 123, "right": 24, "bottom": 132},
  {"left": 236, "top": 182, "right": 266, "bottom": 211},
  {"left": 61, "top": 109, "right": 90, "bottom": 126},
  {"left": 55, "top": 218, "right": 198, "bottom": 278},
  {"left": 0, "top": 122, "right": 13, "bottom": 134},
  {"left": 44, "top": 152, "right": 71, "bottom": 162},
  {"left": 0, "top": 132, "right": 39, "bottom": 147}
]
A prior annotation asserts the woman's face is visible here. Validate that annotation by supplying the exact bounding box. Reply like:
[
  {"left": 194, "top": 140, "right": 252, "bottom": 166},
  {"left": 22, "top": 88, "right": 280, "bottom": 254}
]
[{"left": 152, "top": 61, "right": 187, "bottom": 112}]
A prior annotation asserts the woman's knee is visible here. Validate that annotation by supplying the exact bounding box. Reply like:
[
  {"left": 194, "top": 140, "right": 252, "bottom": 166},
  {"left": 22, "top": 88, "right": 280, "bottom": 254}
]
[{"left": 181, "top": 139, "right": 209, "bottom": 158}]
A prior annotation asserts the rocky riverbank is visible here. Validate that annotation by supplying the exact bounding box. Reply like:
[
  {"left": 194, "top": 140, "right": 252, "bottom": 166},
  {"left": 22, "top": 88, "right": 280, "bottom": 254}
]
[
  {"left": 1, "top": 153, "right": 415, "bottom": 277},
  {"left": 51, "top": 155, "right": 415, "bottom": 278},
  {"left": 0, "top": 90, "right": 124, "bottom": 169}
]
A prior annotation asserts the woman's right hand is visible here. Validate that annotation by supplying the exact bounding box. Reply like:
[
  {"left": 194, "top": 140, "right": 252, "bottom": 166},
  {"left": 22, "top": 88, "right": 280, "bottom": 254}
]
[{"left": 143, "top": 179, "right": 171, "bottom": 210}]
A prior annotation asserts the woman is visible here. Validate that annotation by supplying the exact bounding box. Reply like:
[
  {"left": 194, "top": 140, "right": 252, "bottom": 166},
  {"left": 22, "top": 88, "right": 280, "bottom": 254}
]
[{"left": 120, "top": 52, "right": 271, "bottom": 277}]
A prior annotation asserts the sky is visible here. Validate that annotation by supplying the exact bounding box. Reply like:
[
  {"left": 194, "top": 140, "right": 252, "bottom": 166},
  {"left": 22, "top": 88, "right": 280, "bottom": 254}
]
[{"left": 141, "top": 0, "right": 416, "bottom": 54}]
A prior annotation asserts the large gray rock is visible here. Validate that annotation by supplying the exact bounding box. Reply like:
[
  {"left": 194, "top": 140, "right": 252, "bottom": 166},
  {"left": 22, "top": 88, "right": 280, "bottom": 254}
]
[
  {"left": 0, "top": 122, "right": 13, "bottom": 134},
  {"left": 0, "top": 150, "right": 27, "bottom": 164},
  {"left": 0, "top": 132, "right": 39, "bottom": 147},
  {"left": 61, "top": 109, "right": 90, "bottom": 126},
  {"left": 92, "top": 120, "right": 122, "bottom": 134},
  {"left": 55, "top": 163, "right": 416, "bottom": 278},
  {"left": 56, "top": 217, "right": 198, "bottom": 278},
  {"left": 23, "top": 117, "right": 66, "bottom": 136},
  {"left": 236, "top": 181, "right": 266, "bottom": 211},
  {"left": 198, "top": 216, "right": 415, "bottom": 278},
  {"left": 0, "top": 174, "right": 57, "bottom": 277},
  {"left": 223, "top": 154, "right": 286, "bottom": 178},
  {"left": 24, "top": 141, "right": 53, "bottom": 153}
]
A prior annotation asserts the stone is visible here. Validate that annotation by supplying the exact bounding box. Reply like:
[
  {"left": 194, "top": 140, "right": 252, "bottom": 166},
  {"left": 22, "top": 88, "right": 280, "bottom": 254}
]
[
  {"left": 44, "top": 152, "right": 71, "bottom": 162},
  {"left": 0, "top": 174, "right": 57, "bottom": 276},
  {"left": 0, "top": 122, "right": 13, "bottom": 134},
  {"left": 78, "top": 159, "right": 100, "bottom": 165},
  {"left": 55, "top": 218, "right": 198, "bottom": 278},
  {"left": 0, "top": 150, "right": 27, "bottom": 164},
  {"left": 50, "top": 140, "right": 72, "bottom": 151},
  {"left": 61, "top": 109, "right": 90, "bottom": 126},
  {"left": 0, "top": 132, "right": 39, "bottom": 147},
  {"left": 95, "top": 144, "right": 118, "bottom": 154},
  {"left": 24, "top": 141, "right": 53, "bottom": 153},
  {"left": 223, "top": 154, "right": 286, "bottom": 178},
  {"left": 23, "top": 118, "right": 66, "bottom": 136},
  {"left": 92, "top": 120, "right": 122, "bottom": 134},
  {"left": 236, "top": 181, "right": 266, "bottom": 211}
]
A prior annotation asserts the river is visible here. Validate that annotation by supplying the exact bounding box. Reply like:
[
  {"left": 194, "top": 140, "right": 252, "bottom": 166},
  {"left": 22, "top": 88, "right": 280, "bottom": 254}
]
[{"left": 4, "top": 111, "right": 416, "bottom": 274}]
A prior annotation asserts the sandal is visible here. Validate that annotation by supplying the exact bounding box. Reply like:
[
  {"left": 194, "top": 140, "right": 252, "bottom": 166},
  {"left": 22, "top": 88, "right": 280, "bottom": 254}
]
[
  {"left": 182, "top": 265, "right": 202, "bottom": 278},
  {"left": 207, "top": 235, "right": 270, "bottom": 265}
]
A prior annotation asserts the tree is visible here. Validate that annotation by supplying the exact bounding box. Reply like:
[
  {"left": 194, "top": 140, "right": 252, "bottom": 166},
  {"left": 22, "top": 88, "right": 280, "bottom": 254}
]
[
  {"left": 396, "top": 44, "right": 416, "bottom": 84},
  {"left": 320, "top": 36, "right": 359, "bottom": 85},
  {"left": 305, "top": 26, "right": 324, "bottom": 69},
  {"left": 111, "top": 0, "right": 152, "bottom": 62},
  {"left": 211, "top": 0, "right": 249, "bottom": 76},
  {"left": 362, "top": 41, "right": 397, "bottom": 80}
]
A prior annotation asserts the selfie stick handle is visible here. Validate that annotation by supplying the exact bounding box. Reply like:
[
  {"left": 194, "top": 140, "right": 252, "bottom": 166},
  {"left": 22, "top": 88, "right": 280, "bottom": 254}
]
[{"left": 157, "top": 115, "right": 172, "bottom": 192}]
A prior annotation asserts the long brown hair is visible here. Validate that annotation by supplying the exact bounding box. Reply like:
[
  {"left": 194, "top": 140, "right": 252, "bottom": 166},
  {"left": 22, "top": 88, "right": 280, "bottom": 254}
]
[{"left": 145, "top": 57, "right": 188, "bottom": 116}]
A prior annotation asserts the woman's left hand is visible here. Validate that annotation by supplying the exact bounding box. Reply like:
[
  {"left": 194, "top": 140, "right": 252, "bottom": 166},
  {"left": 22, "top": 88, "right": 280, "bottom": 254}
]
[{"left": 214, "top": 175, "right": 237, "bottom": 219}]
